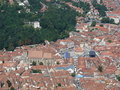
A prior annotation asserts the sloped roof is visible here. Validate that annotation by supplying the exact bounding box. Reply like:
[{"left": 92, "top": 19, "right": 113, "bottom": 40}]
[
  {"left": 55, "top": 65, "right": 74, "bottom": 71},
  {"left": 28, "top": 50, "right": 43, "bottom": 58}
]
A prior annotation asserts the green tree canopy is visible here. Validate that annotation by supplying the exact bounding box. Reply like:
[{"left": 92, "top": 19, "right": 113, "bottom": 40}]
[
  {"left": 10, "top": 86, "right": 15, "bottom": 90},
  {"left": 71, "top": 72, "right": 76, "bottom": 77},
  {"left": 39, "top": 62, "right": 43, "bottom": 65},
  {"left": 116, "top": 76, "right": 120, "bottom": 81},
  {"left": 98, "top": 66, "right": 103, "bottom": 72},
  {"left": 101, "top": 17, "right": 115, "bottom": 24},
  {"left": 72, "top": 1, "right": 90, "bottom": 14},
  {"left": 91, "top": 21, "right": 96, "bottom": 27},
  {"left": 7, "top": 80, "right": 12, "bottom": 87},
  {"left": 0, "top": 0, "right": 77, "bottom": 50},
  {"left": 58, "top": 83, "right": 61, "bottom": 87},
  {"left": 93, "top": 0, "right": 107, "bottom": 16},
  {"left": 32, "top": 61, "right": 36, "bottom": 66},
  {"left": 31, "top": 69, "right": 42, "bottom": 73}
]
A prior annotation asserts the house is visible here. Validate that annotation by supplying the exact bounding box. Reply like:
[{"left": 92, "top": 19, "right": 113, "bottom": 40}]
[
  {"left": 34, "top": 21, "right": 41, "bottom": 29},
  {"left": 74, "top": 46, "right": 84, "bottom": 55},
  {"left": 106, "top": 11, "right": 120, "bottom": 23},
  {"left": 60, "top": 39, "right": 74, "bottom": 49},
  {"left": 2, "top": 62, "right": 18, "bottom": 72},
  {"left": 9, "top": 0, "right": 14, "bottom": 4},
  {"left": 75, "top": 23, "right": 89, "bottom": 32},
  {"left": 76, "top": 17, "right": 84, "bottom": 24},
  {"left": 40, "top": 7, "right": 47, "bottom": 12}
]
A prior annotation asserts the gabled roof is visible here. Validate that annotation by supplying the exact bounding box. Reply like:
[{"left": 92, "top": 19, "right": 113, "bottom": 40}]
[{"left": 28, "top": 50, "right": 43, "bottom": 58}]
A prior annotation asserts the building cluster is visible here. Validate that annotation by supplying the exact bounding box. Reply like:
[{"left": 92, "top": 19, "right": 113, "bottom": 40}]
[
  {"left": 1, "top": 0, "right": 120, "bottom": 90},
  {"left": 106, "top": 11, "right": 120, "bottom": 24},
  {"left": 103, "top": 0, "right": 119, "bottom": 10},
  {"left": 73, "top": 0, "right": 120, "bottom": 24},
  {"left": 103, "top": 0, "right": 120, "bottom": 24},
  {"left": 86, "top": 4, "right": 100, "bottom": 20},
  {"left": 0, "top": 22, "right": 120, "bottom": 89}
]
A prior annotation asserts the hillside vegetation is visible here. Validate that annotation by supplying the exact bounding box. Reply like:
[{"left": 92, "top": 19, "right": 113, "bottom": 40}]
[{"left": 0, "top": 1, "right": 77, "bottom": 50}]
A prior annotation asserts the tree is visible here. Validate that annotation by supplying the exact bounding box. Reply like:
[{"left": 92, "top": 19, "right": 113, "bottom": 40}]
[
  {"left": 18, "top": 40, "right": 24, "bottom": 46},
  {"left": 10, "top": 86, "right": 15, "bottom": 90},
  {"left": 116, "top": 76, "right": 120, "bottom": 81},
  {"left": 108, "top": 40, "right": 112, "bottom": 43},
  {"left": 92, "top": 0, "right": 97, "bottom": 4},
  {"left": 32, "top": 69, "right": 42, "bottom": 73},
  {"left": 32, "top": 61, "right": 36, "bottom": 66},
  {"left": 1, "top": 82, "right": 4, "bottom": 88},
  {"left": 37, "top": 87, "right": 40, "bottom": 89},
  {"left": 56, "top": 62, "right": 60, "bottom": 65},
  {"left": 110, "top": 19, "right": 115, "bottom": 24},
  {"left": 101, "top": 17, "right": 109, "bottom": 23},
  {"left": 71, "top": 72, "right": 76, "bottom": 77},
  {"left": 39, "top": 62, "right": 43, "bottom": 65},
  {"left": 101, "top": 17, "right": 115, "bottom": 24},
  {"left": 24, "top": 38, "right": 31, "bottom": 45},
  {"left": 7, "top": 43, "right": 15, "bottom": 51},
  {"left": 7, "top": 80, "right": 12, "bottom": 87},
  {"left": 98, "top": 66, "right": 103, "bottom": 72},
  {"left": 100, "top": 24, "right": 103, "bottom": 27},
  {"left": 58, "top": 83, "right": 61, "bottom": 87},
  {"left": 93, "top": 2, "right": 107, "bottom": 16},
  {"left": 0, "top": 1, "right": 77, "bottom": 51},
  {"left": 72, "top": 1, "right": 90, "bottom": 14},
  {"left": 100, "top": 0, "right": 103, "bottom": 4},
  {"left": 28, "top": 0, "right": 42, "bottom": 12},
  {"left": 91, "top": 21, "right": 96, "bottom": 27}
]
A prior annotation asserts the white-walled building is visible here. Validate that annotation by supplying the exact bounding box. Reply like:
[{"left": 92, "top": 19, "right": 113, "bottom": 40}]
[{"left": 34, "top": 21, "right": 41, "bottom": 29}]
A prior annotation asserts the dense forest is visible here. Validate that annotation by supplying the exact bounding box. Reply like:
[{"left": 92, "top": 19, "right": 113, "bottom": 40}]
[
  {"left": 0, "top": 0, "right": 77, "bottom": 50},
  {"left": 0, "top": 0, "right": 108, "bottom": 51}
]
